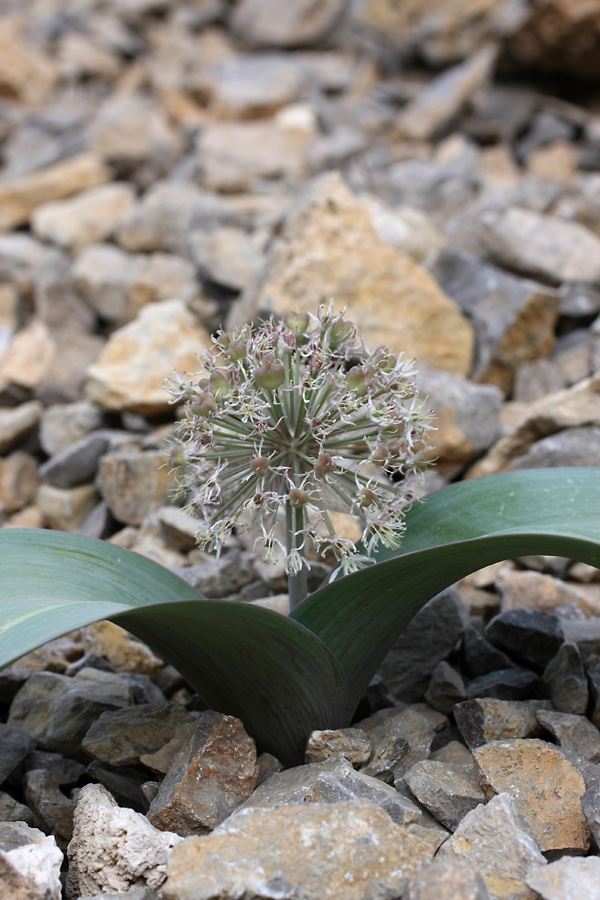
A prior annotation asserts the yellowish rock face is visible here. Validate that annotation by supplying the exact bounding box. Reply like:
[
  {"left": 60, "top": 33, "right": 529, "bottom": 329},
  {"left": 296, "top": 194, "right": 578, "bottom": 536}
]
[{"left": 243, "top": 173, "right": 474, "bottom": 376}]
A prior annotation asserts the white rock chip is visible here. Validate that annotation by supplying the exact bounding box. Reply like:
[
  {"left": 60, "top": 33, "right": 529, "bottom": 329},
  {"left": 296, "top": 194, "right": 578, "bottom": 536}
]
[
  {"left": 0, "top": 821, "right": 63, "bottom": 900},
  {"left": 526, "top": 856, "right": 600, "bottom": 900},
  {"left": 66, "top": 783, "right": 183, "bottom": 900}
]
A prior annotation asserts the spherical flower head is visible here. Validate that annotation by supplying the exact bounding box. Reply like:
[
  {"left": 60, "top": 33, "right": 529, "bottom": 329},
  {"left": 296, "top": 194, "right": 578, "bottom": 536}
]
[{"left": 165, "top": 302, "right": 434, "bottom": 581}]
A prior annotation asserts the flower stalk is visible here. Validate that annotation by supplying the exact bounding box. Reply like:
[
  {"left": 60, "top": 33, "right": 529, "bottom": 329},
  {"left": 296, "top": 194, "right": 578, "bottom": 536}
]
[{"left": 165, "top": 303, "right": 433, "bottom": 610}]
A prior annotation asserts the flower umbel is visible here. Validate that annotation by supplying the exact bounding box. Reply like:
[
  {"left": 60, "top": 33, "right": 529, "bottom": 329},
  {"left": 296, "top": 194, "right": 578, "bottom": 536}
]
[{"left": 165, "top": 303, "right": 433, "bottom": 609}]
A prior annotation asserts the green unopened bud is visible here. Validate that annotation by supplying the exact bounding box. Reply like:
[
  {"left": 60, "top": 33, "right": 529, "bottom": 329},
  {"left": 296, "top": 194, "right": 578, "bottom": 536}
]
[
  {"left": 254, "top": 354, "right": 285, "bottom": 390},
  {"left": 330, "top": 318, "right": 354, "bottom": 346},
  {"left": 315, "top": 452, "right": 335, "bottom": 476},
  {"left": 346, "top": 365, "right": 368, "bottom": 396},
  {"left": 286, "top": 312, "right": 310, "bottom": 336},
  {"left": 250, "top": 456, "right": 270, "bottom": 477},
  {"left": 170, "top": 446, "right": 187, "bottom": 468},
  {"left": 289, "top": 487, "right": 309, "bottom": 508},
  {"left": 209, "top": 369, "right": 229, "bottom": 401},
  {"left": 226, "top": 339, "right": 247, "bottom": 361},
  {"left": 191, "top": 391, "right": 216, "bottom": 417}
]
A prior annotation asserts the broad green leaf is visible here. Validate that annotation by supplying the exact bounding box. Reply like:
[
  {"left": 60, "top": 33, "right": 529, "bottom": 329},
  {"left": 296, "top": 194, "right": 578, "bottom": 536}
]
[
  {"left": 292, "top": 468, "right": 600, "bottom": 711},
  {"left": 0, "top": 529, "right": 349, "bottom": 764}
]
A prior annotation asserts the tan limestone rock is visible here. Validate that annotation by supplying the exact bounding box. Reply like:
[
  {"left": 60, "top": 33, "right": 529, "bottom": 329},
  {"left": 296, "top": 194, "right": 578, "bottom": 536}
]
[
  {"left": 474, "top": 738, "right": 590, "bottom": 854},
  {"left": 231, "top": 172, "right": 474, "bottom": 375},
  {"left": 97, "top": 450, "right": 173, "bottom": 526},
  {"left": 526, "top": 856, "right": 600, "bottom": 900},
  {"left": 0, "top": 452, "right": 39, "bottom": 513},
  {"left": 37, "top": 483, "right": 100, "bottom": 533},
  {"left": 0, "top": 18, "right": 57, "bottom": 107},
  {"left": 162, "top": 802, "right": 435, "bottom": 900},
  {"left": 0, "top": 321, "right": 56, "bottom": 396},
  {"left": 82, "top": 621, "right": 162, "bottom": 676},
  {"left": 85, "top": 299, "right": 212, "bottom": 414},
  {"left": 0, "top": 154, "right": 112, "bottom": 232},
  {"left": 31, "top": 183, "right": 136, "bottom": 252},
  {"left": 437, "top": 792, "right": 546, "bottom": 900},
  {"left": 469, "top": 373, "right": 600, "bottom": 476},
  {"left": 496, "top": 567, "right": 600, "bottom": 616},
  {"left": 0, "top": 401, "right": 42, "bottom": 455}
]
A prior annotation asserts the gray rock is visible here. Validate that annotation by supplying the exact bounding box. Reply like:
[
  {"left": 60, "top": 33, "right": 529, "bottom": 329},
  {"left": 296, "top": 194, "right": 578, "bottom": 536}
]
[
  {"left": 465, "top": 667, "right": 543, "bottom": 701},
  {"left": 86, "top": 760, "right": 153, "bottom": 813},
  {"left": 66, "top": 784, "right": 182, "bottom": 900},
  {"left": 0, "top": 723, "right": 36, "bottom": 786},
  {"left": 304, "top": 727, "right": 371, "bottom": 767},
  {"left": 526, "top": 856, "right": 600, "bottom": 900},
  {"left": 190, "top": 226, "right": 265, "bottom": 292},
  {"left": 8, "top": 668, "right": 134, "bottom": 758},
  {"left": 480, "top": 206, "right": 600, "bottom": 284},
  {"left": 230, "top": 0, "right": 346, "bottom": 48},
  {"left": 173, "top": 551, "right": 256, "bottom": 598},
  {"left": 588, "top": 661, "right": 600, "bottom": 730},
  {"left": 510, "top": 426, "right": 600, "bottom": 470},
  {"left": 24, "top": 768, "right": 76, "bottom": 843},
  {"left": 512, "top": 358, "right": 566, "bottom": 402},
  {"left": 82, "top": 703, "right": 197, "bottom": 767},
  {"left": 424, "top": 661, "right": 466, "bottom": 714},
  {"left": 404, "top": 759, "right": 486, "bottom": 832},
  {"left": 581, "top": 783, "right": 600, "bottom": 848},
  {"left": 162, "top": 802, "right": 434, "bottom": 900},
  {"left": 461, "top": 624, "right": 517, "bottom": 678},
  {"left": 536, "top": 709, "right": 600, "bottom": 763},
  {"left": 484, "top": 609, "right": 564, "bottom": 672},
  {"left": 542, "top": 642, "right": 588, "bottom": 715},
  {"left": 239, "top": 756, "right": 354, "bottom": 809},
  {"left": 405, "top": 859, "right": 491, "bottom": 900},
  {"left": 454, "top": 698, "right": 551, "bottom": 750},
  {"left": 38, "top": 430, "right": 115, "bottom": 488},
  {"left": 559, "top": 281, "right": 600, "bottom": 317},
  {"left": 432, "top": 247, "right": 558, "bottom": 392},
  {"left": 0, "top": 790, "right": 36, "bottom": 827},
  {"left": 148, "top": 710, "right": 258, "bottom": 835},
  {"left": 311, "top": 767, "right": 422, "bottom": 826},
  {"left": 437, "top": 793, "right": 546, "bottom": 898},
  {"left": 378, "top": 587, "right": 468, "bottom": 702},
  {"left": 358, "top": 708, "right": 437, "bottom": 782},
  {"left": 416, "top": 368, "right": 502, "bottom": 470},
  {"left": 0, "top": 821, "right": 63, "bottom": 900}
]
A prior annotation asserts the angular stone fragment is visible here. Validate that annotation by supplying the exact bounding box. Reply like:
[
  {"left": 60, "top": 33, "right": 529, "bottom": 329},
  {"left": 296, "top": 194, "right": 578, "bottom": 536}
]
[
  {"left": 424, "top": 661, "right": 466, "bottom": 714},
  {"left": 581, "top": 783, "right": 600, "bottom": 847},
  {"left": 82, "top": 704, "right": 196, "bottom": 768},
  {"left": 88, "top": 94, "right": 183, "bottom": 172},
  {"left": 437, "top": 793, "right": 546, "bottom": 900},
  {"left": 0, "top": 451, "right": 39, "bottom": 513},
  {"left": 230, "top": 0, "right": 346, "bottom": 48},
  {"left": 472, "top": 373, "right": 600, "bottom": 476},
  {"left": 484, "top": 609, "right": 564, "bottom": 672},
  {"left": 39, "top": 431, "right": 114, "bottom": 488},
  {"left": 481, "top": 207, "right": 600, "bottom": 284},
  {"left": 232, "top": 173, "right": 474, "bottom": 376},
  {"left": 535, "top": 709, "right": 600, "bottom": 763},
  {"left": 311, "top": 767, "right": 421, "bottom": 826},
  {"left": 0, "top": 791, "right": 36, "bottom": 826},
  {"left": 82, "top": 621, "right": 163, "bottom": 676},
  {"left": 526, "top": 856, "right": 600, "bottom": 900},
  {"left": 190, "top": 226, "right": 265, "bottom": 291},
  {"left": 404, "top": 759, "right": 486, "bottom": 832},
  {"left": 39, "top": 401, "right": 103, "bottom": 457},
  {"left": 97, "top": 449, "right": 173, "bottom": 526},
  {"left": 31, "top": 183, "right": 135, "bottom": 251},
  {"left": 0, "top": 18, "right": 57, "bottom": 107},
  {"left": 66, "top": 784, "right": 182, "bottom": 900},
  {"left": 24, "top": 768, "right": 76, "bottom": 843},
  {"left": 0, "top": 723, "right": 35, "bottom": 786},
  {"left": 85, "top": 299, "right": 212, "bottom": 414},
  {"left": 239, "top": 756, "right": 354, "bottom": 810},
  {"left": 148, "top": 710, "right": 257, "bottom": 835},
  {"left": 0, "top": 320, "right": 56, "bottom": 399},
  {"left": 37, "top": 482, "right": 100, "bottom": 532},
  {"left": 8, "top": 668, "right": 133, "bottom": 758},
  {"left": 397, "top": 46, "right": 496, "bottom": 141},
  {"left": 0, "top": 821, "right": 63, "bottom": 900},
  {"left": 0, "top": 153, "right": 111, "bottom": 232},
  {"left": 172, "top": 550, "right": 257, "bottom": 597},
  {"left": 162, "top": 802, "right": 434, "bottom": 900},
  {"left": 454, "top": 698, "right": 551, "bottom": 750},
  {"left": 461, "top": 624, "right": 517, "bottom": 678},
  {"left": 465, "top": 667, "right": 542, "bottom": 701},
  {"left": 359, "top": 708, "right": 437, "bottom": 782},
  {"left": 304, "top": 727, "right": 371, "bottom": 767},
  {"left": 474, "top": 738, "right": 589, "bottom": 854},
  {"left": 405, "top": 859, "right": 491, "bottom": 900},
  {"left": 378, "top": 588, "right": 468, "bottom": 701},
  {"left": 0, "top": 401, "right": 42, "bottom": 454},
  {"left": 432, "top": 248, "right": 559, "bottom": 393}
]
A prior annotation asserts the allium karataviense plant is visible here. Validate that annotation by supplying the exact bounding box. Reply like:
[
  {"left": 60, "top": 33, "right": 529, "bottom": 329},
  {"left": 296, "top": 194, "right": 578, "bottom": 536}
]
[{"left": 165, "top": 304, "right": 432, "bottom": 608}]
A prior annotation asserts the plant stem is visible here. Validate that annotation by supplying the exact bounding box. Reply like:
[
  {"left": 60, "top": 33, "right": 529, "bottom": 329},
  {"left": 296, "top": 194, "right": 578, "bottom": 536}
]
[{"left": 286, "top": 501, "right": 308, "bottom": 611}]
